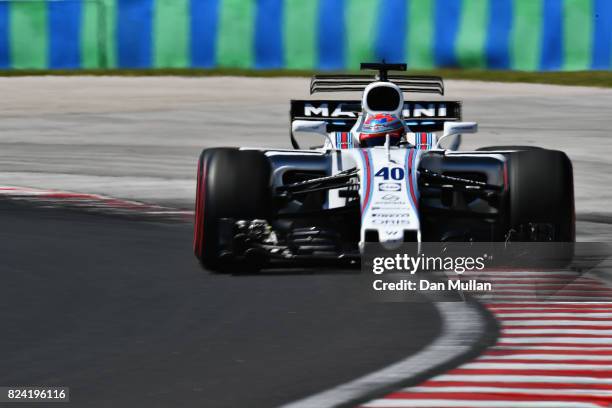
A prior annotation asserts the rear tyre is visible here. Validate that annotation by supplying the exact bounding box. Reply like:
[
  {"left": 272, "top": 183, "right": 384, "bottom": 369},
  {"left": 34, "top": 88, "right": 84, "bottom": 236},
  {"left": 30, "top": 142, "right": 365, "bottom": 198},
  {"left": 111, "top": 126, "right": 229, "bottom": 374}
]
[
  {"left": 477, "top": 145, "right": 542, "bottom": 152},
  {"left": 500, "top": 149, "right": 575, "bottom": 268},
  {"left": 504, "top": 149, "right": 574, "bottom": 242},
  {"left": 193, "top": 148, "right": 271, "bottom": 273}
]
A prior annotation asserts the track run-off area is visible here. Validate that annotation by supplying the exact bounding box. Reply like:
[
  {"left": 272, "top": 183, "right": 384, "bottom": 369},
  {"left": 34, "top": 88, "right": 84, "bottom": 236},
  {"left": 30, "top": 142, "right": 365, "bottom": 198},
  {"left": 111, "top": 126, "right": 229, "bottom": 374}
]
[{"left": 0, "top": 76, "right": 611, "bottom": 407}]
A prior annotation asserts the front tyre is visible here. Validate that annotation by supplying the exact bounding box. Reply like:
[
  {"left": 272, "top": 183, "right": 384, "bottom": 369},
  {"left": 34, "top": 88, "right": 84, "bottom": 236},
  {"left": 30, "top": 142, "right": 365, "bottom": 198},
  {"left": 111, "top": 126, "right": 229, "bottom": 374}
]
[{"left": 193, "top": 148, "right": 271, "bottom": 272}]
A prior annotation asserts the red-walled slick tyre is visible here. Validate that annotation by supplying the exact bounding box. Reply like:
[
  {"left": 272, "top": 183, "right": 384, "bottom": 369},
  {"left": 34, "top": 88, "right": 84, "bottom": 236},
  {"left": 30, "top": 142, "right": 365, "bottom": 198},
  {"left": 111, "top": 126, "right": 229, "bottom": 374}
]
[{"left": 193, "top": 148, "right": 271, "bottom": 272}]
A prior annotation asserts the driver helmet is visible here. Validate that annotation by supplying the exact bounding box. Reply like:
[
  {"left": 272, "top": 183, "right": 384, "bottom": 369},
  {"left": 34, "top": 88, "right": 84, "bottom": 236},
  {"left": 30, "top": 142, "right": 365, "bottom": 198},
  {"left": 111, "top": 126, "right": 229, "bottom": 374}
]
[{"left": 359, "top": 113, "right": 405, "bottom": 147}]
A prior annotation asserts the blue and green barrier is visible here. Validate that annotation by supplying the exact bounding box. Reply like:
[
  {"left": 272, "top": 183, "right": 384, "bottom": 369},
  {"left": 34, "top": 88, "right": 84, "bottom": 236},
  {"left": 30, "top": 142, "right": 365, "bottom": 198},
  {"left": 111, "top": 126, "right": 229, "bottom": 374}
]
[{"left": 0, "top": 0, "right": 610, "bottom": 71}]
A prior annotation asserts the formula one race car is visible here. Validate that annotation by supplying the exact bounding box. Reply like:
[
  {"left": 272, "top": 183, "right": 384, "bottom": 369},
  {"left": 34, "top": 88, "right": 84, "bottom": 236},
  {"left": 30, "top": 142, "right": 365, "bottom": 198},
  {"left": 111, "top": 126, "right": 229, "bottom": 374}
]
[{"left": 193, "top": 63, "right": 574, "bottom": 272}]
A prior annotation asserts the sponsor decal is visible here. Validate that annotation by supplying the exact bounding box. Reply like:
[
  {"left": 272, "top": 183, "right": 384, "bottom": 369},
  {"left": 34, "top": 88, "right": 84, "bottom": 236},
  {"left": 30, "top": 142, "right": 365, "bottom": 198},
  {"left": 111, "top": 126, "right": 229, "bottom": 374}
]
[
  {"left": 402, "top": 103, "right": 447, "bottom": 118},
  {"left": 370, "top": 213, "right": 410, "bottom": 226},
  {"left": 304, "top": 103, "right": 356, "bottom": 118},
  {"left": 375, "top": 167, "right": 405, "bottom": 181},
  {"left": 373, "top": 193, "right": 409, "bottom": 207},
  {"left": 378, "top": 182, "right": 401, "bottom": 192},
  {"left": 381, "top": 194, "right": 400, "bottom": 201},
  {"left": 301, "top": 102, "right": 451, "bottom": 119},
  {"left": 372, "top": 219, "right": 410, "bottom": 226}
]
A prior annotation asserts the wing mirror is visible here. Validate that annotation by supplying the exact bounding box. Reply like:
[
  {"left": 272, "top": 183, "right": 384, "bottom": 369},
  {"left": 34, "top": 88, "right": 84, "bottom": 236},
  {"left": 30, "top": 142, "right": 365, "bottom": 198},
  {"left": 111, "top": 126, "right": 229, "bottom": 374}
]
[
  {"left": 291, "top": 120, "right": 332, "bottom": 149},
  {"left": 433, "top": 121, "right": 478, "bottom": 149},
  {"left": 292, "top": 120, "right": 327, "bottom": 134}
]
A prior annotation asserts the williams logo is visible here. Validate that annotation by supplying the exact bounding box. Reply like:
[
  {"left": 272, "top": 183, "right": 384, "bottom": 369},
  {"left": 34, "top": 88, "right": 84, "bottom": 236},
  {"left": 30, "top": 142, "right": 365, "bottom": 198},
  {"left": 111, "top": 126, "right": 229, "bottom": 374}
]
[{"left": 381, "top": 194, "right": 400, "bottom": 201}]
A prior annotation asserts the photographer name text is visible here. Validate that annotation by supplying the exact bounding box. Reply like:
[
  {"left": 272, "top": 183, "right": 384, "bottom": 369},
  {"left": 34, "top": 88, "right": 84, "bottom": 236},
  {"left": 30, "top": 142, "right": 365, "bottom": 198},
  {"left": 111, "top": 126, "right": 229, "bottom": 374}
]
[{"left": 372, "top": 279, "right": 491, "bottom": 292}]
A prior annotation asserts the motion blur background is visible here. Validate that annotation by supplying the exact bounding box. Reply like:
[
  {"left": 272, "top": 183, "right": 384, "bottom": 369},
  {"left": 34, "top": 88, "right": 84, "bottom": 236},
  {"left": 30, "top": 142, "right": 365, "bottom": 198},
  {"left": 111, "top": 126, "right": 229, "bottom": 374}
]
[
  {"left": 0, "top": 0, "right": 609, "bottom": 71},
  {"left": 2, "top": 2, "right": 612, "bottom": 407}
]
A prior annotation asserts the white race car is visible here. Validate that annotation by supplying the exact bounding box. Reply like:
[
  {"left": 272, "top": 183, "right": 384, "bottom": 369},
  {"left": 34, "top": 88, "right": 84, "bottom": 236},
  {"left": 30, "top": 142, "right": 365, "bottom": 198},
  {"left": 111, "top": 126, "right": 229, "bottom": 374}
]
[{"left": 193, "top": 63, "right": 574, "bottom": 272}]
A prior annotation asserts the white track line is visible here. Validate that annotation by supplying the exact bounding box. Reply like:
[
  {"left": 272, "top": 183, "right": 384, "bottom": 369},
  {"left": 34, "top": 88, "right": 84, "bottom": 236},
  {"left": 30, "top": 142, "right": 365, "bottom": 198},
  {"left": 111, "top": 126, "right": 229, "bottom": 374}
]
[
  {"left": 478, "top": 354, "right": 612, "bottom": 361},
  {"left": 280, "top": 302, "right": 487, "bottom": 408},
  {"left": 499, "top": 336, "right": 612, "bottom": 344},
  {"left": 477, "top": 296, "right": 611, "bottom": 301},
  {"left": 496, "top": 312, "right": 612, "bottom": 318},
  {"left": 361, "top": 399, "right": 602, "bottom": 407},
  {"left": 406, "top": 386, "right": 612, "bottom": 396},
  {"left": 491, "top": 345, "right": 612, "bottom": 351},
  {"left": 502, "top": 319, "right": 612, "bottom": 326},
  {"left": 463, "top": 361, "right": 612, "bottom": 370},
  {"left": 435, "top": 374, "right": 612, "bottom": 385},
  {"left": 503, "top": 328, "right": 612, "bottom": 334}
]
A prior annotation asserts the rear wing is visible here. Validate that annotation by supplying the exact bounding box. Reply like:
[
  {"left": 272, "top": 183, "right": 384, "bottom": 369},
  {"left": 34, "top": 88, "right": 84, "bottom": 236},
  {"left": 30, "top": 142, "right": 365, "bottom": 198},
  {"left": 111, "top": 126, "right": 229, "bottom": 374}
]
[
  {"left": 310, "top": 75, "right": 444, "bottom": 95},
  {"left": 310, "top": 63, "right": 444, "bottom": 95},
  {"left": 290, "top": 99, "right": 462, "bottom": 132}
]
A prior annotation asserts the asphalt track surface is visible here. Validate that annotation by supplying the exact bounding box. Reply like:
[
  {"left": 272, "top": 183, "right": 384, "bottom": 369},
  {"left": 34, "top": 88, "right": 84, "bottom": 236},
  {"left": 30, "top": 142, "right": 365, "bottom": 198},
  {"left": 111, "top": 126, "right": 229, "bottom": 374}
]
[
  {"left": 0, "top": 77, "right": 610, "bottom": 407},
  {"left": 0, "top": 201, "right": 440, "bottom": 408}
]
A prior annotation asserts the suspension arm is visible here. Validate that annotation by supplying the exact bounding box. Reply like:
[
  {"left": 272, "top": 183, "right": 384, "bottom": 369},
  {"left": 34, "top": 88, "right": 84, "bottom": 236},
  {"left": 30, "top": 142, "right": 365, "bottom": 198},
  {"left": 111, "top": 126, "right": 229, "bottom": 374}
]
[{"left": 418, "top": 168, "right": 502, "bottom": 192}]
